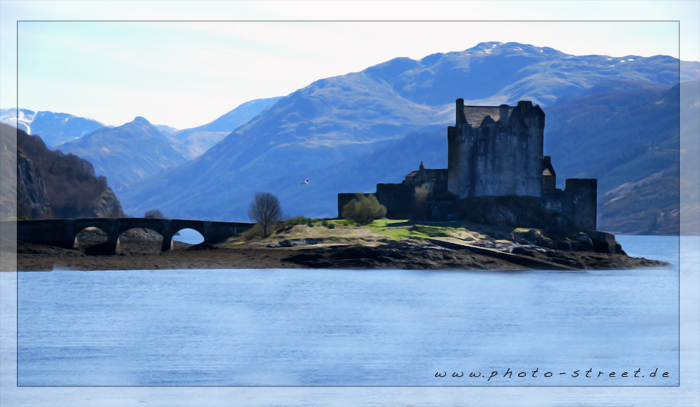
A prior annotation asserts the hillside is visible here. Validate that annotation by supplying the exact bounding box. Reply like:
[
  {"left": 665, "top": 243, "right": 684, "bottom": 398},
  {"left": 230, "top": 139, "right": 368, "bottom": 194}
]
[
  {"left": 0, "top": 123, "right": 51, "bottom": 219},
  {"left": 596, "top": 81, "right": 699, "bottom": 234},
  {"left": 55, "top": 116, "right": 188, "bottom": 192},
  {"left": 544, "top": 82, "right": 680, "bottom": 193},
  {"left": 0, "top": 123, "right": 123, "bottom": 219}
]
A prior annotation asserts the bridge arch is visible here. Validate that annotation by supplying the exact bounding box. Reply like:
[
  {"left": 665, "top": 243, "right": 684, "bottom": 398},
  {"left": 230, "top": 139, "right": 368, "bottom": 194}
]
[
  {"left": 71, "top": 218, "right": 120, "bottom": 254},
  {"left": 74, "top": 225, "right": 109, "bottom": 249},
  {"left": 171, "top": 228, "right": 205, "bottom": 245},
  {"left": 117, "top": 227, "right": 164, "bottom": 253},
  {"left": 160, "top": 221, "right": 207, "bottom": 251}
]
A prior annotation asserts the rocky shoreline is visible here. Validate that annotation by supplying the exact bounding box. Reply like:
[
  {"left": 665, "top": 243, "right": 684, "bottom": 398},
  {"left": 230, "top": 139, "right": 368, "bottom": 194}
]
[
  {"left": 13, "top": 227, "right": 668, "bottom": 272},
  {"left": 279, "top": 239, "right": 666, "bottom": 271}
]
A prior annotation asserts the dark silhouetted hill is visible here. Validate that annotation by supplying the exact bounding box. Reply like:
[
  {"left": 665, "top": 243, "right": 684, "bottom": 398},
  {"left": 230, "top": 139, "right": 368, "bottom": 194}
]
[{"left": 1, "top": 123, "right": 123, "bottom": 219}]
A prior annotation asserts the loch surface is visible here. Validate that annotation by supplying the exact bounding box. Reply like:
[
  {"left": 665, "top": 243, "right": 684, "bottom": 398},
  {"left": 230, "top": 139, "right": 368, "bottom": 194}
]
[{"left": 17, "top": 235, "right": 680, "bottom": 386}]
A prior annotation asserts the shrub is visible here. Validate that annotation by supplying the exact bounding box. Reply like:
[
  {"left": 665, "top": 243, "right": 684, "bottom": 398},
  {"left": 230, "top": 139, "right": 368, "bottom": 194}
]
[
  {"left": 145, "top": 209, "right": 165, "bottom": 219},
  {"left": 282, "top": 216, "right": 305, "bottom": 228},
  {"left": 240, "top": 223, "right": 264, "bottom": 240},
  {"left": 342, "top": 193, "right": 387, "bottom": 225}
]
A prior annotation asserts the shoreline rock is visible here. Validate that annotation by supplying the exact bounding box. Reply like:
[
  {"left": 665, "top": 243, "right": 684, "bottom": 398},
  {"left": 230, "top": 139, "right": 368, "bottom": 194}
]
[
  {"left": 14, "top": 226, "right": 670, "bottom": 272},
  {"left": 281, "top": 239, "right": 667, "bottom": 271}
]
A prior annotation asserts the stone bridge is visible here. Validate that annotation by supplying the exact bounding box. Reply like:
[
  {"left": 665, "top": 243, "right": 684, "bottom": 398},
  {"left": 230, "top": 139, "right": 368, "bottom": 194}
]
[{"left": 15, "top": 218, "right": 254, "bottom": 254}]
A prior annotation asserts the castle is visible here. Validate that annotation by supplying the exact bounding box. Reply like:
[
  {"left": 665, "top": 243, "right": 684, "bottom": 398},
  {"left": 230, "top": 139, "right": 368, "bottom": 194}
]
[{"left": 338, "top": 99, "right": 598, "bottom": 231}]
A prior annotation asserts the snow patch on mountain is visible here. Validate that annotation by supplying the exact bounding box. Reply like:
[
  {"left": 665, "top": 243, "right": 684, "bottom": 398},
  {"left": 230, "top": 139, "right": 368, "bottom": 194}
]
[{"left": 0, "top": 108, "right": 105, "bottom": 147}]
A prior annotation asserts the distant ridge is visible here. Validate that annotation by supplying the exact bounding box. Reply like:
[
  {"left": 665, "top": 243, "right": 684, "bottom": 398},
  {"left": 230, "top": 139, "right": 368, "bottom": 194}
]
[
  {"left": 169, "top": 97, "right": 283, "bottom": 159},
  {"left": 0, "top": 108, "right": 104, "bottom": 147},
  {"left": 56, "top": 116, "right": 188, "bottom": 192}
]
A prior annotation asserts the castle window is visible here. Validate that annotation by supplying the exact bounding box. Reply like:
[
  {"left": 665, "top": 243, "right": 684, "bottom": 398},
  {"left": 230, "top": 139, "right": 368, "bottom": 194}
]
[{"left": 478, "top": 140, "right": 486, "bottom": 155}]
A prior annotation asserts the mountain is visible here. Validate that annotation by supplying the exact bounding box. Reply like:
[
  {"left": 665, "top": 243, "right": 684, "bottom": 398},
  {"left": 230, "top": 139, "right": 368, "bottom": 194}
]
[
  {"left": 544, "top": 81, "right": 682, "bottom": 234},
  {"left": 168, "top": 97, "right": 283, "bottom": 159},
  {"left": 0, "top": 108, "right": 34, "bottom": 134},
  {"left": 0, "top": 108, "right": 104, "bottom": 147},
  {"left": 0, "top": 97, "right": 280, "bottom": 161},
  {"left": 544, "top": 82, "right": 680, "bottom": 193},
  {"left": 55, "top": 117, "right": 188, "bottom": 193},
  {"left": 0, "top": 122, "right": 51, "bottom": 219},
  {"left": 119, "top": 42, "right": 696, "bottom": 227},
  {"left": 595, "top": 81, "right": 699, "bottom": 235},
  {"left": 1, "top": 123, "right": 123, "bottom": 219},
  {"left": 154, "top": 124, "right": 179, "bottom": 136},
  {"left": 11, "top": 96, "right": 283, "bottom": 199},
  {"left": 175, "top": 97, "right": 284, "bottom": 135}
]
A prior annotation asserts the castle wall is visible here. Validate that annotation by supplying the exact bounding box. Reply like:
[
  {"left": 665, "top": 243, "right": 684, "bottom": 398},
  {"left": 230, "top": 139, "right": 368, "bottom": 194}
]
[
  {"left": 338, "top": 167, "right": 448, "bottom": 219},
  {"left": 542, "top": 156, "right": 556, "bottom": 190},
  {"left": 376, "top": 183, "right": 412, "bottom": 217},
  {"left": 406, "top": 168, "right": 448, "bottom": 196},
  {"left": 542, "top": 178, "right": 597, "bottom": 230},
  {"left": 521, "top": 102, "right": 545, "bottom": 197},
  {"left": 447, "top": 125, "right": 462, "bottom": 196}
]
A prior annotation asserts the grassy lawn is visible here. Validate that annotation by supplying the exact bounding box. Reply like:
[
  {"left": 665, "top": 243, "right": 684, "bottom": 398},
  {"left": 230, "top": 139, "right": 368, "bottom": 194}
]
[
  {"left": 365, "top": 218, "right": 485, "bottom": 241},
  {"left": 225, "top": 216, "right": 527, "bottom": 249}
]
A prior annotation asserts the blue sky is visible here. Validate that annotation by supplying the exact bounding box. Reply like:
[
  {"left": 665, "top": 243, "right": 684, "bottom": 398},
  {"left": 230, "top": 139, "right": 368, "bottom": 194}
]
[{"left": 0, "top": 1, "right": 697, "bottom": 129}]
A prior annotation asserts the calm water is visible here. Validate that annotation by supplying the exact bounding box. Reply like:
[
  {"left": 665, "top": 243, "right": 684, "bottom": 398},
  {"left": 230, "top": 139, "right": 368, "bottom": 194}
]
[
  {"left": 16, "top": 236, "right": 680, "bottom": 387},
  {"left": 172, "top": 228, "right": 204, "bottom": 245}
]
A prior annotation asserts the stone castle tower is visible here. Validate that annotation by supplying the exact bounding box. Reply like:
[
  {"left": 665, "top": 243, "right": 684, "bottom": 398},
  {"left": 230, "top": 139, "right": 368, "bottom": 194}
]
[{"left": 448, "top": 99, "right": 545, "bottom": 199}]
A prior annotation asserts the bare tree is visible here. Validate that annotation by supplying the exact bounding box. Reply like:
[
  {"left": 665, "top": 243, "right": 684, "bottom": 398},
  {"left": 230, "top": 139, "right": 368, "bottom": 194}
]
[{"left": 248, "top": 192, "right": 283, "bottom": 236}]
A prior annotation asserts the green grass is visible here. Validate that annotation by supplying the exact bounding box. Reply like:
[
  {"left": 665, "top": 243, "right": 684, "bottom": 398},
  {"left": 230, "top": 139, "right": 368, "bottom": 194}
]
[
  {"left": 231, "top": 216, "right": 533, "bottom": 248},
  {"left": 364, "top": 218, "right": 459, "bottom": 241}
]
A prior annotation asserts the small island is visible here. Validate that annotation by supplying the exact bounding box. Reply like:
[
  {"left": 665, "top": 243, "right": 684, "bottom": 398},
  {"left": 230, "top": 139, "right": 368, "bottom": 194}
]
[
  {"left": 15, "top": 217, "right": 667, "bottom": 271},
  {"left": 13, "top": 99, "right": 668, "bottom": 272}
]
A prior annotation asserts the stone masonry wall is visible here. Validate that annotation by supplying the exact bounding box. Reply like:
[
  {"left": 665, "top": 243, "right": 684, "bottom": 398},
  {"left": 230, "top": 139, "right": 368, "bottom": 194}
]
[
  {"left": 376, "top": 183, "right": 412, "bottom": 217},
  {"left": 448, "top": 99, "right": 544, "bottom": 199},
  {"left": 542, "top": 178, "right": 597, "bottom": 230}
]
